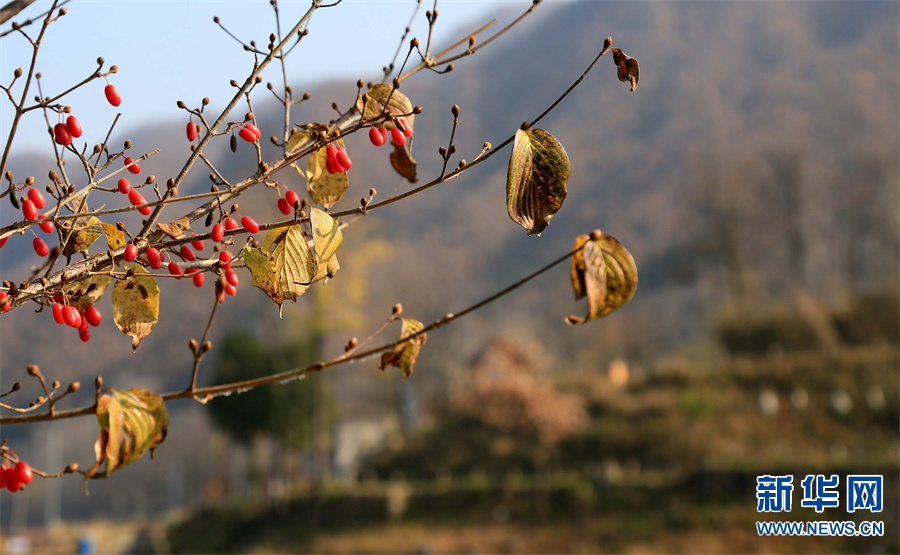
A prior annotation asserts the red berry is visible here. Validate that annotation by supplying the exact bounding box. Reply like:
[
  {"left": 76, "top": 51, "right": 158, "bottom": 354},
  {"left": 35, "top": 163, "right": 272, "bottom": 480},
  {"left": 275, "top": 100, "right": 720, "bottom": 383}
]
[
  {"left": 226, "top": 268, "right": 239, "bottom": 287},
  {"left": 66, "top": 115, "right": 83, "bottom": 138},
  {"left": 224, "top": 217, "right": 238, "bottom": 231},
  {"left": 0, "top": 291, "right": 10, "bottom": 313},
  {"left": 191, "top": 239, "right": 205, "bottom": 251},
  {"left": 0, "top": 466, "right": 6, "bottom": 489},
  {"left": 63, "top": 305, "right": 79, "bottom": 327},
  {"left": 79, "top": 328, "right": 91, "bottom": 342},
  {"left": 285, "top": 190, "right": 300, "bottom": 207},
  {"left": 14, "top": 462, "right": 33, "bottom": 485},
  {"left": 146, "top": 247, "right": 162, "bottom": 269},
  {"left": 77, "top": 310, "right": 89, "bottom": 331},
  {"left": 33, "top": 237, "right": 49, "bottom": 257},
  {"left": 179, "top": 245, "right": 196, "bottom": 261},
  {"left": 326, "top": 143, "right": 337, "bottom": 160},
  {"left": 244, "top": 123, "right": 261, "bottom": 139},
  {"left": 192, "top": 272, "right": 205, "bottom": 288},
  {"left": 219, "top": 249, "right": 232, "bottom": 269},
  {"left": 225, "top": 283, "right": 237, "bottom": 296},
  {"left": 369, "top": 127, "right": 385, "bottom": 147},
  {"left": 5, "top": 470, "right": 21, "bottom": 492},
  {"left": 241, "top": 216, "right": 259, "bottom": 234},
  {"left": 277, "top": 198, "right": 292, "bottom": 215},
  {"left": 22, "top": 198, "right": 37, "bottom": 220},
  {"left": 325, "top": 156, "right": 337, "bottom": 175},
  {"left": 391, "top": 126, "right": 406, "bottom": 146},
  {"left": 105, "top": 84, "right": 121, "bottom": 107},
  {"left": 398, "top": 118, "right": 413, "bottom": 137},
  {"left": 186, "top": 121, "right": 198, "bottom": 142},
  {"left": 379, "top": 127, "right": 389, "bottom": 141},
  {"left": 238, "top": 126, "right": 257, "bottom": 142},
  {"left": 85, "top": 305, "right": 102, "bottom": 327},
  {"left": 38, "top": 216, "right": 54, "bottom": 234},
  {"left": 0, "top": 237, "right": 6, "bottom": 249},
  {"left": 167, "top": 261, "right": 183, "bottom": 279},
  {"left": 139, "top": 205, "right": 152, "bottom": 216},
  {"left": 117, "top": 178, "right": 132, "bottom": 194},
  {"left": 127, "top": 188, "right": 144, "bottom": 206},
  {"left": 124, "top": 156, "right": 140, "bottom": 174},
  {"left": 54, "top": 123, "right": 72, "bottom": 146},
  {"left": 211, "top": 223, "right": 224, "bottom": 243},
  {"left": 28, "top": 188, "right": 46, "bottom": 209},
  {"left": 52, "top": 303, "right": 65, "bottom": 324},
  {"left": 124, "top": 244, "right": 138, "bottom": 262},
  {"left": 336, "top": 147, "right": 352, "bottom": 170}
]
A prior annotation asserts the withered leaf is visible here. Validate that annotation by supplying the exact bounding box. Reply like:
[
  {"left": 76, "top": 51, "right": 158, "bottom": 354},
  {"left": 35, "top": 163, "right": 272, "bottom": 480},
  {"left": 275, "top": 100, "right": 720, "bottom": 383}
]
[
  {"left": 62, "top": 216, "right": 104, "bottom": 259},
  {"left": 566, "top": 231, "right": 638, "bottom": 325},
  {"left": 112, "top": 263, "right": 160, "bottom": 350},
  {"left": 390, "top": 142, "right": 418, "bottom": 183},
  {"left": 506, "top": 128, "right": 570, "bottom": 236},
  {"left": 62, "top": 274, "right": 113, "bottom": 311},
  {"left": 286, "top": 129, "right": 313, "bottom": 154},
  {"left": 243, "top": 246, "right": 284, "bottom": 305},
  {"left": 357, "top": 84, "right": 415, "bottom": 133},
  {"left": 99, "top": 222, "right": 126, "bottom": 251},
  {"left": 156, "top": 217, "right": 191, "bottom": 240},
  {"left": 273, "top": 224, "right": 314, "bottom": 302},
  {"left": 611, "top": 48, "right": 640, "bottom": 92},
  {"left": 379, "top": 318, "right": 427, "bottom": 378}
]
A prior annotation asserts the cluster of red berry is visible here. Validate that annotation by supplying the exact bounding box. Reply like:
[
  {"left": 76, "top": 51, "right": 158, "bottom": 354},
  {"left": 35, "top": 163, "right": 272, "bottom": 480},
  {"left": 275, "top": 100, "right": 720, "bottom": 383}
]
[
  {"left": 277, "top": 189, "right": 300, "bottom": 215},
  {"left": 49, "top": 299, "right": 102, "bottom": 342},
  {"left": 53, "top": 114, "right": 82, "bottom": 146},
  {"left": 238, "top": 123, "right": 261, "bottom": 143},
  {"left": 117, "top": 178, "right": 152, "bottom": 216},
  {"left": 16, "top": 186, "right": 54, "bottom": 257},
  {"left": 368, "top": 118, "right": 412, "bottom": 147},
  {"left": 325, "top": 143, "right": 353, "bottom": 174},
  {"left": 0, "top": 459, "right": 34, "bottom": 493}
]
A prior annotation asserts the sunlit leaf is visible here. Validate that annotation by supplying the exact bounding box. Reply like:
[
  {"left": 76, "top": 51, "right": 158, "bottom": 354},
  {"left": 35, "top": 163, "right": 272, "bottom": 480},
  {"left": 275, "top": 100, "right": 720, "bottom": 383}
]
[
  {"left": 379, "top": 318, "right": 427, "bottom": 378},
  {"left": 156, "top": 217, "right": 191, "bottom": 240},
  {"left": 261, "top": 227, "right": 289, "bottom": 254},
  {"left": 99, "top": 222, "right": 126, "bottom": 251},
  {"left": 309, "top": 208, "right": 342, "bottom": 282},
  {"left": 90, "top": 388, "right": 168, "bottom": 477},
  {"left": 306, "top": 141, "right": 349, "bottom": 209},
  {"left": 243, "top": 246, "right": 283, "bottom": 305},
  {"left": 506, "top": 128, "right": 570, "bottom": 236},
  {"left": 356, "top": 84, "right": 415, "bottom": 133},
  {"left": 112, "top": 263, "right": 160, "bottom": 350},
  {"left": 286, "top": 129, "right": 313, "bottom": 154},
  {"left": 273, "top": 224, "right": 314, "bottom": 302},
  {"left": 62, "top": 216, "right": 103, "bottom": 259},
  {"left": 566, "top": 231, "right": 638, "bottom": 325},
  {"left": 390, "top": 142, "right": 418, "bottom": 183},
  {"left": 62, "top": 274, "right": 113, "bottom": 311},
  {"left": 325, "top": 254, "right": 340, "bottom": 282},
  {"left": 611, "top": 48, "right": 640, "bottom": 92}
]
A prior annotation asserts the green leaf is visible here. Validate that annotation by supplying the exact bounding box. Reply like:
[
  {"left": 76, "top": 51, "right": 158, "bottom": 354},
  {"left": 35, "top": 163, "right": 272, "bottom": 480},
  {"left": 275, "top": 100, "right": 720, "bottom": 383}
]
[
  {"left": 92, "top": 388, "right": 168, "bottom": 477},
  {"left": 62, "top": 216, "right": 104, "bottom": 259},
  {"left": 309, "top": 208, "right": 342, "bottom": 282},
  {"left": 99, "top": 222, "right": 126, "bottom": 251},
  {"left": 506, "top": 128, "right": 570, "bottom": 236},
  {"left": 306, "top": 142, "right": 349, "bottom": 209},
  {"left": 243, "top": 246, "right": 284, "bottom": 305},
  {"left": 611, "top": 48, "right": 640, "bottom": 92},
  {"left": 379, "top": 318, "right": 427, "bottom": 378},
  {"left": 566, "top": 231, "right": 638, "bottom": 325},
  {"left": 112, "top": 263, "right": 160, "bottom": 350},
  {"left": 273, "top": 224, "right": 314, "bottom": 302},
  {"left": 62, "top": 274, "right": 113, "bottom": 311},
  {"left": 356, "top": 84, "right": 415, "bottom": 133}
]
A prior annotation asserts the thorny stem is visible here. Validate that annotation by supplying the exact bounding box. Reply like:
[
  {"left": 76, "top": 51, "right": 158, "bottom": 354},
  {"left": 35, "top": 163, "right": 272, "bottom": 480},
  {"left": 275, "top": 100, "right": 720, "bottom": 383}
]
[{"left": 0, "top": 242, "right": 584, "bottom": 425}]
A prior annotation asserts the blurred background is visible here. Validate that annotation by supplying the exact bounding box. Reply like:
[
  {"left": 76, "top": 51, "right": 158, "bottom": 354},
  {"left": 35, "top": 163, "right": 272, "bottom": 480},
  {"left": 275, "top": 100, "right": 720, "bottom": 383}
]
[{"left": 1, "top": 1, "right": 897, "bottom": 553}]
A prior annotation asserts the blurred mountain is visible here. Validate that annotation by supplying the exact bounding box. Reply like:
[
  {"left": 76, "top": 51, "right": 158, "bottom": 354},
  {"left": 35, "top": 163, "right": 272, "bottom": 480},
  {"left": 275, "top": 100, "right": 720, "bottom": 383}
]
[{"left": 0, "top": 0, "right": 897, "bottom": 525}]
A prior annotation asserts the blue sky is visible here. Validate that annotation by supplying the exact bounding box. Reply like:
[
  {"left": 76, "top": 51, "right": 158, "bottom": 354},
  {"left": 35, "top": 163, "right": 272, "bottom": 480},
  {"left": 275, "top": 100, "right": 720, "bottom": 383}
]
[{"left": 1, "top": 1, "right": 518, "bottom": 152}]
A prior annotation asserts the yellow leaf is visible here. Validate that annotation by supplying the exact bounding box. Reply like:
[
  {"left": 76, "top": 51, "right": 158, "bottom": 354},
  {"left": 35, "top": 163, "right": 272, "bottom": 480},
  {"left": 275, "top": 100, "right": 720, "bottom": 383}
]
[
  {"left": 112, "top": 263, "right": 160, "bottom": 350},
  {"left": 566, "top": 231, "right": 638, "bottom": 325},
  {"left": 92, "top": 389, "right": 168, "bottom": 476},
  {"left": 243, "top": 246, "right": 283, "bottom": 305},
  {"left": 379, "top": 318, "right": 427, "bottom": 378},
  {"left": 306, "top": 142, "right": 349, "bottom": 209},
  {"left": 506, "top": 129, "right": 570, "bottom": 236},
  {"left": 273, "top": 224, "right": 314, "bottom": 302},
  {"left": 309, "top": 208, "right": 342, "bottom": 282}
]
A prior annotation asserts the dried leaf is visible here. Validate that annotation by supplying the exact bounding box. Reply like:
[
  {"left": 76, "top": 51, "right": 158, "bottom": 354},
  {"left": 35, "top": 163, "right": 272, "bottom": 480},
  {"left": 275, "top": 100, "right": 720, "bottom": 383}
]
[
  {"left": 306, "top": 141, "right": 349, "bottom": 208},
  {"left": 112, "top": 263, "right": 160, "bottom": 350},
  {"left": 92, "top": 388, "right": 168, "bottom": 476},
  {"left": 506, "top": 128, "right": 570, "bottom": 236},
  {"left": 156, "top": 217, "right": 191, "bottom": 240},
  {"left": 390, "top": 142, "right": 418, "bottom": 183},
  {"left": 62, "top": 274, "right": 113, "bottom": 311},
  {"left": 62, "top": 216, "right": 103, "bottom": 259},
  {"left": 273, "top": 224, "right": 314, "bottom": 302},
  {"left": 99, "top": 222, "right": 126, "bottom": 251},
  {"left": 243, "top": 246, "right": 284, "bottom": 305},
  {"left": 325, "top": 254, "right": 340, "bottom": 281},
  {"left": 611, "top": 48, "right": 640, "bottom": 92},
  {"left": 566, "top": 231, "right": 638, "bottom": 325},
  {"left": 309, "top": 208, "right": 343, "bottom": 282},
  {"left": 379, "top": 318, "right": 427, "bottom": 378},
  {"left": 357, "top": 84, "right": 415, "bottom": 133}
]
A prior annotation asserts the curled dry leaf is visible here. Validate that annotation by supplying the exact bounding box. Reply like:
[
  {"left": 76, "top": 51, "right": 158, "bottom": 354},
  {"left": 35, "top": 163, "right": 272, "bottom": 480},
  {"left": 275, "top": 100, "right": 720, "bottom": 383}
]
[
  {"left": 112, "top": 263, "right": 160, "bottom": 350},
  {"left": 566, "top": 231, "right": 638, "bottom": 325},
  {"left": 379, "top": 318, "right": 427, "bottom": 378},
  {"left": 611, "top": 48, "right": 639, "bottom": 92},
  {"left": 84, "top": 388, "right": 168, "bottom": 492},
  {"left": 506, "top": 128, "right": 570, "bottom": 236},
  {"left": 155, "top": 217, "right": 191, "bottom": 240},
  {"left": 390, "top": 142, "right": 418, "bottom": 183}
]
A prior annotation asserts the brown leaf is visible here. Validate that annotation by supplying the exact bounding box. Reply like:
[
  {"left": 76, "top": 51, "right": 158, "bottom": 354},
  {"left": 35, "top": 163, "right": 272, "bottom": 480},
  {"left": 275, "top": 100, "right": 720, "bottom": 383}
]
[
  {"left": 156, "top": 217, "right": 191, "bottom": 240},
  {"left": 243, "top": 246, "right": 284, "bottom": 305},
  {"left": 379, "top": 318, "right": 427, "bottom": 378},
  {"left": 506, "top": 128, "right": 570, "bottom": 236},
  {"left": 611, "top": 48, "right": 640, "bottom": 92},
  {"left": 566, "top": 231, "right": 638, "bottom": 325},
  {"left": 91, "top": 389, "right": 168, "bottom": 477},
  {"left": 390, "top": 143, "right": 418, "bottom": 183},
  {"left": 357, "top": 84, "right": 415, "bottom": 134}
]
